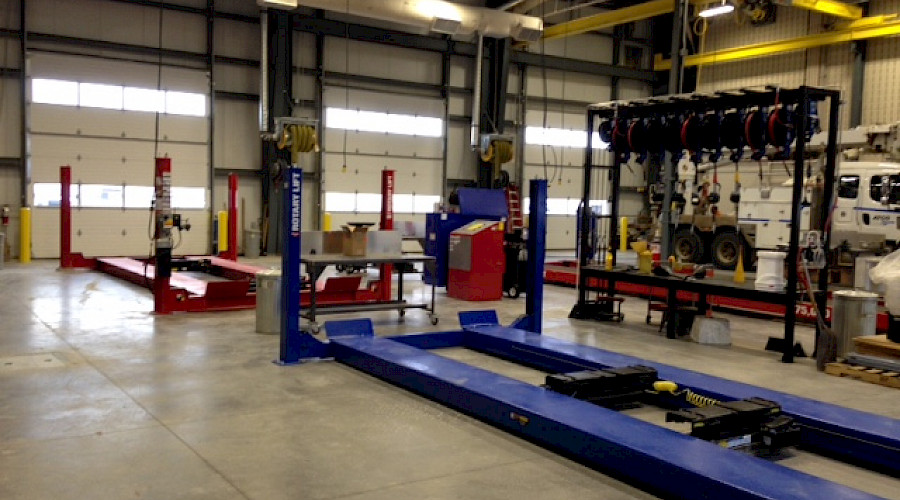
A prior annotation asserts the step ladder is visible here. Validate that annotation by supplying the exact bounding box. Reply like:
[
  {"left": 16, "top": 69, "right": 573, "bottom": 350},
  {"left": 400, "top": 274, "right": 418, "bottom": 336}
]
[{"left": 505, "top": 184, "right": 524, "bottom": 233}]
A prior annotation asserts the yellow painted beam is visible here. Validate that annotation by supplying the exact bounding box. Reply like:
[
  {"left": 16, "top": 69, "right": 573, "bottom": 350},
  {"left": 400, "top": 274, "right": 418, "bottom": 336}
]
[
  {"left": 781, "top": 0, "right": 862, "bottom": 20},
  {"left": 542, "top": 0, "right": 675, "bottom": 40},
  {"left": 654, "top": 18, "right": 900, "bottom": 70}
]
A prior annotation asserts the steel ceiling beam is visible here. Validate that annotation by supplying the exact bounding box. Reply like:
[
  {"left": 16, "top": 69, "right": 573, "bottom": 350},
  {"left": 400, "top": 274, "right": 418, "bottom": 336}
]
[
  {"left": 777, "top": 0, "right": 863, "bottom": 20},
  {"left": 654, "top": 17, "right": 900, "bottom": 70},
  {"left": 541, "top": 0, "right": 703, "bottom": 40}
]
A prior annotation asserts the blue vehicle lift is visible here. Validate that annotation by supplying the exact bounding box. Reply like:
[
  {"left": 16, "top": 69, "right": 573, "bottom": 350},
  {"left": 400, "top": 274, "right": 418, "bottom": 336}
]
[{"left": 277, "top": 171, "right": 899, "bottom": 500}]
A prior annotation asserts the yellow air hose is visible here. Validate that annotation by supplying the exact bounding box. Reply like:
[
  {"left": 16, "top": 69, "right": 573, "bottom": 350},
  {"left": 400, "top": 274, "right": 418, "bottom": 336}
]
[
  {"left": 652, "top": 381, "right": 721, "bottom": 407},
  {"left": 278, "top": 124, "right": 319, "bottom": 163}
]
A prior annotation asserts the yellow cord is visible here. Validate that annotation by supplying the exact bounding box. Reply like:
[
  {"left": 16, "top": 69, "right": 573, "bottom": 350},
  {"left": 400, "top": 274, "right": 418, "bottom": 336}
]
[
  {"left": 684, "top": 389, "right": 720, "bottom": 407},
  {"left": 652, "top": 381, "right": 721, "bottom": 407}
]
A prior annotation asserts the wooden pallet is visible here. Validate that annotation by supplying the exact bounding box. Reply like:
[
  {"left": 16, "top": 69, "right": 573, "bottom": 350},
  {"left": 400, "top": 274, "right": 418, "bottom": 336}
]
[
  {"left": 825, "top": 362, "right": 900, "bottom": 389},
  {"left": 854, "top": 335, "right": 900, "bottom": 361}
]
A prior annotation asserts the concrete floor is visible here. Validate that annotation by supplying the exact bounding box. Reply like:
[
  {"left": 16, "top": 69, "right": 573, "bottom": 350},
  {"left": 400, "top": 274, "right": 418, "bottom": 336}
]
[{"left": 1, "top": 259, "right": 899, "bottom": 500}]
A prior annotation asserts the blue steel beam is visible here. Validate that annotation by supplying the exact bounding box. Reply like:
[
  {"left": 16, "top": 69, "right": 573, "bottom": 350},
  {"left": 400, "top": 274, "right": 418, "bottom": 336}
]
[
  {"left": 329, "top": 333, "right": 883, "bottom": 500},
  {"left": 453, "top": 325, "right": 900, "bottom": 475}
]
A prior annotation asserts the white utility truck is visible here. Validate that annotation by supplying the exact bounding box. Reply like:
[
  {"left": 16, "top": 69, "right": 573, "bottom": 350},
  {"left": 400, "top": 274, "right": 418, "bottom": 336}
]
[{"left": 667, "top": 124, "right": 900, "bottom": 269}]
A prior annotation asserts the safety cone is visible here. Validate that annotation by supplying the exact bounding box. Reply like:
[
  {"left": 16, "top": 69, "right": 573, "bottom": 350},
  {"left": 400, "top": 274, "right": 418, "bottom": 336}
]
[{"left": 734, "top": 250, "right": 746, "bottom": 284}]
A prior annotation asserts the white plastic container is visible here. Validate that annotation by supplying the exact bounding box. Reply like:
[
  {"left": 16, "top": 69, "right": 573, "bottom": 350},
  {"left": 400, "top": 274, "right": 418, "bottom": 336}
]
[{"left": 755, "top": 251, "right": 786, "bottom": 291}]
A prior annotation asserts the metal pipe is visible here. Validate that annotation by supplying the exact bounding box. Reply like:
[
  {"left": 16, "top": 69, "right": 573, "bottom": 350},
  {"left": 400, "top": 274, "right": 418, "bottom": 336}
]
[
  {"left": 259, "top": 10, "right": 269, "bottom": 133},
  {"left": 470, "top": 31, "right": 483, "bottom": 148}
]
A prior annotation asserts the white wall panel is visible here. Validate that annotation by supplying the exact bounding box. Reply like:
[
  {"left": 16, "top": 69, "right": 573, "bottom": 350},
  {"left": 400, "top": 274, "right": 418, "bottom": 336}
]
[
  {"left": 30, "top": 52, "right": 208, "bottom": 92},
  {"left": 526, "top": 69, "right": 611, "bottom": 102},
  {"left": 216, "top": 18, "right": 259, "bottom": 61},
  {"left": 216, "top": 0, "right": 260, "bottom": 17},
  {"left": 214, "top": 99, "right": 261, "bottom": 170},
  {"left": 0, "top": 79, "right": 20, "bottom": 158},
  {"left": 30, "top": 106, "right": 207, "bottom": 143},
  {"left": 863, "top": 37, "right": 900, "bottom": 125},
  {"left": 28, "top": 0, "right": 205, "bottom": 54},
  {"left": 293, "top": 74, "right": 317, "bottom": 103},
  {"left": 324, "top": 38, "right": 440, "bottom": 85},
  {"left": 449, "top": 93, "right": 470, "bottom": 116},
  {"left": 449, "top": 55, "right": 471, "bottom": 89},
  {"left": 446, "top": 122, "right": 476, "bottom": 180},
  {"left": 32, "top": 208, "right": 209, "bottom": 259},
  {"left": 215, "top": 64, "right": 258, "bottom": 95},
  {"left": 540, "top": 34, "right": 613, "bottom": 64}
]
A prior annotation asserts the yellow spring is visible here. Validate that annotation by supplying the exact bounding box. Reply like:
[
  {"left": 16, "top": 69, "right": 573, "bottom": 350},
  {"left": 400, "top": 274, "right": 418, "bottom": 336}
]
[{"left": 684, "top": 389, "right": 720, "bottom": 408}]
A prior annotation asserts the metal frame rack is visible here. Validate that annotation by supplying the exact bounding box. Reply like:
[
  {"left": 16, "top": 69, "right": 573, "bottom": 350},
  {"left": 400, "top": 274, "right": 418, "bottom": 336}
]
[{"left": 575, "top": 86, "right": 841, "bottom": 362}]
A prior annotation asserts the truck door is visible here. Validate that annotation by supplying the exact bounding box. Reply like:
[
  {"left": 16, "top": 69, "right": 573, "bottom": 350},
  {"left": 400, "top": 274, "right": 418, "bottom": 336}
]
[{"left": 834, "top": 174, "right": 858, "bottom": 230}]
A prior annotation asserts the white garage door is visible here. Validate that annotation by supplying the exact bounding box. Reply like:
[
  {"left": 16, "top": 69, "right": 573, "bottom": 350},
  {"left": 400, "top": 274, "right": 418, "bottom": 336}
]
[{"left": 28, "top": 52, "right": 210, "bottom": 258}]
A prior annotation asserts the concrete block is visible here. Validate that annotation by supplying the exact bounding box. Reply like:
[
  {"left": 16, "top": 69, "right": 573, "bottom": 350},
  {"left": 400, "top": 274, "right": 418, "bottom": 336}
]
[{"left": 690, "top": 316, "right": 731, "bottom": 346}]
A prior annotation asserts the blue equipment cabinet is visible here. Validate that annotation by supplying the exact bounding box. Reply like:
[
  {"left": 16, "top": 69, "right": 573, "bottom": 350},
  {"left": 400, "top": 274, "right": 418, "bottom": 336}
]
[
  {"left": 424, "top": 213, "right": 482, "bottom": 287},
  {"left": 424, "top": 188, "right": 509, "bottom": 287}
]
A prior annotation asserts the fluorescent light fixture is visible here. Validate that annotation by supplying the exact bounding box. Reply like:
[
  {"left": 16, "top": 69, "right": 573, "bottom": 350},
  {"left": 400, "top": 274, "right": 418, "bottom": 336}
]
[
  {"left": 256, "top": 0, "right": 297, "bottom": 10},
  {"left": 430, "top": 17, "right": 462, "bottom": 35},
  {"left": 699, "top": 1, "right": 735, "bottom": 17}
]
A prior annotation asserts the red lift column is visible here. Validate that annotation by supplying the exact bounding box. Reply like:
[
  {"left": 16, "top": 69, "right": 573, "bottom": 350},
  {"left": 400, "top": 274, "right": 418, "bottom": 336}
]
[
  {"left": 219, "top": 173, "right": 239, "bottom": 261},
  {"left": 379, "top": 170, "right": 394, "bottom": 301},
  {"left": 59, "top": 165, "right": 94, "bottom": 269},
  {"left": 154, "top": 158, "right": 174, "bottom": 314},
  {"left": 60, "top": 166, "right": 74, "bottom": 268}
]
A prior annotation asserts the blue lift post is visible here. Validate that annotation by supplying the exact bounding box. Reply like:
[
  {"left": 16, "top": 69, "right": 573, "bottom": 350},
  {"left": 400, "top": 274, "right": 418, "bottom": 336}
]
[{"left": 277, "top": 177, "right": 899, "bottom": 499}]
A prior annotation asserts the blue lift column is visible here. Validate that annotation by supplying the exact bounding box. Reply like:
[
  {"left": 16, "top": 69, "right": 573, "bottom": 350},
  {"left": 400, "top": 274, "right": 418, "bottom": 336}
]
[
  {"left": 278, "top": 167, "right": 328, "bottom": 364},
  {"left": 511, "top": 179, "right": 546, "bottom": 334}
]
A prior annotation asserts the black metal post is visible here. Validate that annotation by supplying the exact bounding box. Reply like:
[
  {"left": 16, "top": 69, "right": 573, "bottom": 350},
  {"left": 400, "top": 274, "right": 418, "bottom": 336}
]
[
  {"left": 850, "top": 41, "right": 866, "bottom": 128},
  {"left": 19, "top": 0, "right": 28, "bottom": 208},
  {"left": 313, "top": 31, "right": 324, "bottom": 229},
  {"left": 477, "top": 37, "right": 511, "bottom": 188},
  {"left": 207, "top": 0, "right": 216, "bottom": 252},
  {"left": 262, "top": 10, "right": 293, "bottom": 254},
  {"left": 440, "top": 37, "right": 451, "bottom": 202},
  {"left": 783, "top": 88, "right": 810, "bottom": 363},
  {"left": 577, "top": 110, "right": 596, "bottom": 306}
]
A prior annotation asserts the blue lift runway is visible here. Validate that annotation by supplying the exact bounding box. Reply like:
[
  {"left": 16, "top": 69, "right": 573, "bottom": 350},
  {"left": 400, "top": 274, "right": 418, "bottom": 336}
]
[{"left": 278, "top": 173, "right": 900, "bottom": 500}]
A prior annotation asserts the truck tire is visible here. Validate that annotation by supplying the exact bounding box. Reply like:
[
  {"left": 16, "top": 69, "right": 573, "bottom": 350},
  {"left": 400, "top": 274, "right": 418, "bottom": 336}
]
[
  {"left": 673, "top": 227, "right": 704, "bottom": 263},
  {"left": 711, "top": 231, "right": 744, "bottom": 270}
]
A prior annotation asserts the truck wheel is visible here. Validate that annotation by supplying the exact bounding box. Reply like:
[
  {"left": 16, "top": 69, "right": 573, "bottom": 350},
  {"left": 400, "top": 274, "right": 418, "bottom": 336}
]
[
  {"left": 711, "top": 231, "right": 743, "bottom": 270},
  {"left": 673, "top": 227, "right": 704, "bottom": 263}
]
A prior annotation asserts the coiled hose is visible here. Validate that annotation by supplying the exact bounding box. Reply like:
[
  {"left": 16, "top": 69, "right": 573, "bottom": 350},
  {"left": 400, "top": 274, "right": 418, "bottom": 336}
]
[
  {"left": 652, "top": 381, "right": 721, "bottom": 407},
  {"left": 277, "top": 124, "right": 319, "bottom": 163}
]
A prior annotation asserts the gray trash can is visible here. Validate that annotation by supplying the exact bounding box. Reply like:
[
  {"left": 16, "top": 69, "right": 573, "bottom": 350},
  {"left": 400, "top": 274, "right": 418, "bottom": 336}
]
[
  {"left": 256, "top": 269, "right": 281, "bottom": 334},
  {"left": 244, "top": 230, "right": 261, "bottom": 258},
  {"left": 832, "top": 289, "right": 879, "bottom": 357}
]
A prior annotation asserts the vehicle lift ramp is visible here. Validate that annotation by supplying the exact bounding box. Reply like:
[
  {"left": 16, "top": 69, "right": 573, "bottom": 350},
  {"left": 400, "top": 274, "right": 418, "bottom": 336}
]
[{"left": 277, "top": 173, "right": 900, "bottom": 500}]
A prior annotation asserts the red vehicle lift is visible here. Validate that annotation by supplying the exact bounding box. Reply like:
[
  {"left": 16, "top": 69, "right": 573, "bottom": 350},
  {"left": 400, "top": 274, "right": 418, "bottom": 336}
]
[
  {"left": 59, "top": 163, "right": 262, "bottom": 314},
  {"left": 59, "top": 163, "right": 400, "bottom": 314}
]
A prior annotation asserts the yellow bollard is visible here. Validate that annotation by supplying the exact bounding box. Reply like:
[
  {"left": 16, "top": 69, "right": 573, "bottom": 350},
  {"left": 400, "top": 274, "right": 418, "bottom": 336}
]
[
  {"left": 217, "top": 210, "right": 228, "bottom": 251},
  {"left": 19, "top": 207, "right": 31, "bottom": 263},
  {"left": 620, "top": 217, "right": 628, "bottom": 251},
  {"left": 323, "top": 212, "right": 333, "bottom": 231}
]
